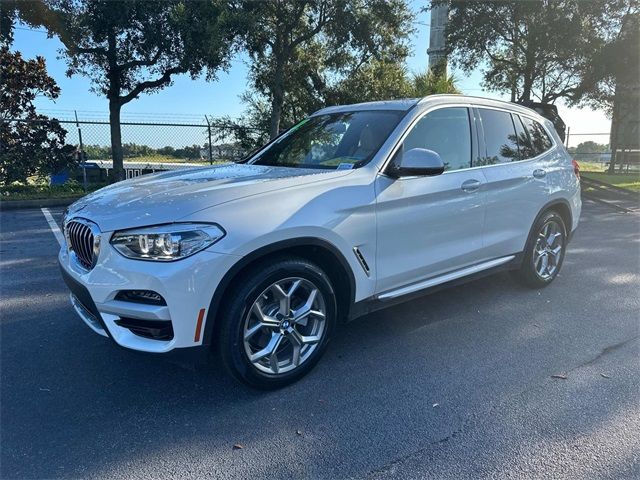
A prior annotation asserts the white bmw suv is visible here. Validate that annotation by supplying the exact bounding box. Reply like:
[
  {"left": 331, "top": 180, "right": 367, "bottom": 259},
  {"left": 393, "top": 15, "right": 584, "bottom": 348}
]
[{"left": 60, "top": 95, "right": 581, "bottom": 388}]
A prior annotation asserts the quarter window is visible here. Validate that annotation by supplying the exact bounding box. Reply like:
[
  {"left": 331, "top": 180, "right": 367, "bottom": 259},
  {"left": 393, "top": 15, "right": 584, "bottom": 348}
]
[
  {"left": 402, "top": 107, "right": 472, "bottom": 172},
  {"left": 520, "top": 116, "right": 554, "bottom": 157},
  {"left": 513, "top": 114, "right": 535, "bottom": 160}
]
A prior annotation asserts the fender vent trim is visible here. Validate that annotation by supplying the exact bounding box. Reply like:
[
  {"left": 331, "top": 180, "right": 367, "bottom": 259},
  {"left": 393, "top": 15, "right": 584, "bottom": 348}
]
[{"left": 353, "top": 247, "right": 371, "bottom": 276}]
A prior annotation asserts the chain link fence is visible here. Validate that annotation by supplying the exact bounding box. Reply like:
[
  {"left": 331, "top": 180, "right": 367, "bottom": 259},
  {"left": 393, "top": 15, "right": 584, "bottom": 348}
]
[
  {"left": 565, "top": 131, "right": 612, "bottom": 171},
  {"left": 4, "top": 109, "right": 635, "bottom": 186},
  {"left": 58, "top": 113, "right": 259, "bottom": 183},
  {"left": 565, "top": 131, "right": 639, "bottom": 173},
  {"left": 65, "top": 118, "right": 243, "bottom": 182},
  {"left": 2, "top": 111, "right": 262, "bottom": 186}
]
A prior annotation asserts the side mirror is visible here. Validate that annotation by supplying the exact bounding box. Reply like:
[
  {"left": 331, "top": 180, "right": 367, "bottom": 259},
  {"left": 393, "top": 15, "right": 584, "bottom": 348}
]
[{"left": 391, "top": 148, "right": 445, "bottom": 177}]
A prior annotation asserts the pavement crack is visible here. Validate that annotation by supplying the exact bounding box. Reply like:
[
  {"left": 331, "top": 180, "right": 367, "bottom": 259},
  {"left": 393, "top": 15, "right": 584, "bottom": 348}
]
[
  {"left": 362, "top": 410, "right": 489, "bottom": 478},
  {"left": 363, "top": 336, "right": 640, "bottom": 479},
  {"left": 567, "top": 335, "right": 639, "bottom": 373}
]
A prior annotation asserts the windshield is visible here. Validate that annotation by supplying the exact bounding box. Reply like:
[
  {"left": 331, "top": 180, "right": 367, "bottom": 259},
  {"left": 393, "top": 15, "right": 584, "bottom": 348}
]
[{"left": 250, "top": 110, "right": 405, "bottom": 169}]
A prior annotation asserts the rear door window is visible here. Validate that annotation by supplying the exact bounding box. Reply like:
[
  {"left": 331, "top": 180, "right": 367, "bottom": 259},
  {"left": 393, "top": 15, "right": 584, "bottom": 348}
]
[{"left": 477, "top": 108, "right": 519, "bottom": 165}]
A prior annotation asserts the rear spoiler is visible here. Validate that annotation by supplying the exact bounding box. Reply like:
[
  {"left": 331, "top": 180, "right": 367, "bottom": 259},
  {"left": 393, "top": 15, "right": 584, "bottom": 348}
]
[{"left": 516, "top": 101, "right": 566, "bottom": 143}]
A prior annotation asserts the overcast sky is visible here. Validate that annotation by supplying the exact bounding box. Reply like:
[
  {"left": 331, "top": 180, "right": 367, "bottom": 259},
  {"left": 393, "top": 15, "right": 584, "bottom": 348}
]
[{"left": 13, "top": 1, "right": 610, "bottom": 147}]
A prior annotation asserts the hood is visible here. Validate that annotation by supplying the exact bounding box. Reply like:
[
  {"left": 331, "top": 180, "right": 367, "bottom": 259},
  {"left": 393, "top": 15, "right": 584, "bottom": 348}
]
[{"left": 67, "top": 163, "right": 353, "bottom": 231}]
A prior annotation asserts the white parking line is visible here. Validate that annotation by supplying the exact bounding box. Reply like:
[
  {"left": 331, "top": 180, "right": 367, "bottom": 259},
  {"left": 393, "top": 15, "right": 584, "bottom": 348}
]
[{"left": 41, "top": 208, "right": 64, "bottom": 247}]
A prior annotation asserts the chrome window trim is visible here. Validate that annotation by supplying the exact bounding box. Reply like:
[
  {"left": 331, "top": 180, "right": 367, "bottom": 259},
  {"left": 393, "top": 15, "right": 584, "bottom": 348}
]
[
  {"left": 474, "top": 105, "right": 558, "bottom": 159},
  {"left": 379, "top": 103, "right": 475, "bottom": 175},
  {"left": 514, "top": 112, "right": 559, "bottom": 155},
  {"left": 379, "top": 102, "right": 559, "bottom": 178}
]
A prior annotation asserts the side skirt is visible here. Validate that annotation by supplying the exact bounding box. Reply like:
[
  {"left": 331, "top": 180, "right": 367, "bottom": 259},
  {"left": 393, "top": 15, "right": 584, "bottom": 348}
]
[{"left": 348, "top": 253, "right": 524, "bottom": 321}]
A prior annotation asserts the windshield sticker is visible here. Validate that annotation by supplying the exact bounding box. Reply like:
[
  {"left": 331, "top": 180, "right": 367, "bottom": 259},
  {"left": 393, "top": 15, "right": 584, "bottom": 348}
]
[{"left": 337, "top": 163, "right": 354, "bottom": 170}]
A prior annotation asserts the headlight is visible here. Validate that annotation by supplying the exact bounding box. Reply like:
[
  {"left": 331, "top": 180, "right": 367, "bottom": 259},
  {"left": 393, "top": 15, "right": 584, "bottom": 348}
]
[{"left": 110, "top": 223, "right": 225, "bottom": 261}]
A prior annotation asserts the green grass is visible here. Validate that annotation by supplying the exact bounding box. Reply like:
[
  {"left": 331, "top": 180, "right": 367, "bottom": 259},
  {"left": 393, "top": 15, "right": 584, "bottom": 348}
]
[
  {"left": 1, "top": 182, "right": 106, "bottom": 201},
  {"left": 581, "top": 171, "right": 640, "bottom": 191},
  {"left": 575, "top": 160, "right": 607, "bottom": 172},
  {"left": 123, "top": 155, "right": 203, "bottom": 164},
  {"left": 88, "top": 155, "right": 214, "bottom": 164},
  {"left": 121, "top": 155, "right": 232, "bottom": 165}
]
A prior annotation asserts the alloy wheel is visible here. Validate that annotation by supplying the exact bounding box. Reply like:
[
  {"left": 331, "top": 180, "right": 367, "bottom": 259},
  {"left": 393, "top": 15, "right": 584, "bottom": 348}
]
[
  {"left": 243, "top": 277, "right": 327, "bottom": 375},
  {"left": 533, "top": 219, "right": 564, "bottom": 280}
]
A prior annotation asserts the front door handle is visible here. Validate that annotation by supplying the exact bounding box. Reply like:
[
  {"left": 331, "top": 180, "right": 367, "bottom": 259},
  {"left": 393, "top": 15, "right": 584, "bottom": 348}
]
[
  {"left": 461, "top": 179, "right": 481, "bottom": 193},
  {"left": 533, "top": 169, "right": 547, "bottom": 179}
]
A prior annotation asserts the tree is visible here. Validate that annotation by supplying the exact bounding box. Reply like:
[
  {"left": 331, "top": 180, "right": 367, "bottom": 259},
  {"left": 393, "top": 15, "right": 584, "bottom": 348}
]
[
  {"left": 568, "top": 141, "right": 610, "bottom": 162},
  {"left": 572, "top": 3, "right": 639, "bottom": 172},
  {"left": 84, "top": 144, "right": 110, "bottom": 160},
  {"left": 438, "top": 0, "right": 605, "bottom": 103},
  {"left": 410, "top": 69, "right": 460, "bottom": 96},
  {"left": 242, "top": 0, "right": 413, "bottom": 138},
  {"left": 327, "top": 61, "right": 413, "bottom": 105},
  {"left": 0, "top": 3, "right": 13, "bottom": 45},
  {"left": 327, "top": 63, "right": 460, "bottom": 105},
  {"left": 1, "top": 0, "right": 56, "bottom": 45},
  {"left": 0, "top": 45, "right": 75, "bottom": 185},
  {"left": 23, "top": 0, "right": 245, "bottom": 181}
]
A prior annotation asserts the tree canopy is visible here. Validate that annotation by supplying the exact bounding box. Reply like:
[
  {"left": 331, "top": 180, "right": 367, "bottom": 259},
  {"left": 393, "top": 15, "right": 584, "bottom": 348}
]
[
  {"left": 439, "top": 0, "right": 607, "bottom": 103},
  {"left": 241, "top": 0, "right": 414, "bottom": 138},
  {"left": 327, "top": 62, "right": 460, "bottom": 105},
  {"left": 572, "top": 0, "right": 638, "bottom": 112},
  {"left": 567, "top": 141, "right": 610, "bottom": 162},
  {"left": 20, "top": 0, "right": 246, "bottom": 180}
]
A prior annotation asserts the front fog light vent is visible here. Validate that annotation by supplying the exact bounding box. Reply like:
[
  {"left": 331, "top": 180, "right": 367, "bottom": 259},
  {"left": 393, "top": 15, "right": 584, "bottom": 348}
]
[
  {"left": 115, "top": 290, "right": 166, "bottom": 306},
  {"left": 115, "top": 318, "right": 174, "bottom": 341}
]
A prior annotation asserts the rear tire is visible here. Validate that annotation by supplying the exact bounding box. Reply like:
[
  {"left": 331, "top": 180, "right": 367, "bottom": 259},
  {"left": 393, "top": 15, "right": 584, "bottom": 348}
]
[
  {"left": 217, "top": 257, "right": 336, "bottom": 389},
  {"left": 515, "top": 211, "right": 567, "bottom": 288}
]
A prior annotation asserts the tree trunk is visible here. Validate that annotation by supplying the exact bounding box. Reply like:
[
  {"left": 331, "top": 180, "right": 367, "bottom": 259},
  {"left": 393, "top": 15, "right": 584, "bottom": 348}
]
[
  {"left": 269, "top": 93, "right": 283, "bottom": 140},
  {"left": 608, "top": 80, "right": 625, "bottom": 174},
  {"left": 269, "top": 84, "right": 284, "bottom": 139},
  {"left": 269, "top": 60, "right": 286, "bottom": 139},
  {"left": 521, "top": 72, "right": 533, "bottom": 103},
  {"left": 109, "top": 99, "right": 124, "bottom": 182},
  {"left": 520, "top": 39, "right": 535, "bottom": 103}
]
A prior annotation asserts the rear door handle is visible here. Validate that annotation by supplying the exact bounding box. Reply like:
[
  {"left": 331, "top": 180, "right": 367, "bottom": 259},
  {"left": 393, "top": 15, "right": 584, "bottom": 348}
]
[
  {"left": 533, "top": 169, "right": 547, "bottom": 179},
  {"left": 461, "top": 179, "right": 481, "bottom": 193}
]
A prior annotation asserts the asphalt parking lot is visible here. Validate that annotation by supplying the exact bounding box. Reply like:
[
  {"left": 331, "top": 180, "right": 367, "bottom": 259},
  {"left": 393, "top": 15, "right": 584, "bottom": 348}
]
[{"left": 1, "top": 200, "right": 639, "bottom": 479}]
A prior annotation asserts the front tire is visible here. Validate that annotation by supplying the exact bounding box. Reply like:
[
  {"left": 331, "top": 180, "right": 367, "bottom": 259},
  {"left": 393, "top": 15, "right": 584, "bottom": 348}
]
[
  {"left": 217, "top": 257, "right": 337, "bottom": 389},
  {"left": 515, "top": 211, "right": 567, "bottom": 288}
]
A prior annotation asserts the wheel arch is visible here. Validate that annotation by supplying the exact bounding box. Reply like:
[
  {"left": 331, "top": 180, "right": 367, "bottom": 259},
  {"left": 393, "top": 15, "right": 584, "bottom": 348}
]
[
  {"left": 524, "top": 198, "right": 573, "bottom": 254},
  {"left": 540, "top": 199, "right": 572, "bottom": 236},
  {"left": 202, "top": 237, "right": 356, "bottom": 345}
]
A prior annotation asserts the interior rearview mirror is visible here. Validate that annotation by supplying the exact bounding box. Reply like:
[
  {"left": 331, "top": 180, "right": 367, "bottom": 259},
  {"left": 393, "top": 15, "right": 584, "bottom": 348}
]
[{"left": 391, "top": 148, "right": 445, "bottom": 177}]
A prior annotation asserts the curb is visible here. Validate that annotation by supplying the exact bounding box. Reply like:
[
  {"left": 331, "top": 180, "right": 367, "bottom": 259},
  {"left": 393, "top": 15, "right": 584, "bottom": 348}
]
[
  {"left": 580, "top": 177, "right": 639, "bottom": 213},
  {"left": 581, "top": 192, "right": 634, "bottom": 214},
  {"left": 581, "top": 176, "right": 637, "bottom": 196},
  {"left": 0, "top": 196, "right": 83, "bottom": 211}
]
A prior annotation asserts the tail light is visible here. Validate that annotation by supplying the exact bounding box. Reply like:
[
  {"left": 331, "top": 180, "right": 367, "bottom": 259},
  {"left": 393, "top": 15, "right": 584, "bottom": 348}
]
[{"left": 572, "top": 159, "right": 580, "bottom": 180}]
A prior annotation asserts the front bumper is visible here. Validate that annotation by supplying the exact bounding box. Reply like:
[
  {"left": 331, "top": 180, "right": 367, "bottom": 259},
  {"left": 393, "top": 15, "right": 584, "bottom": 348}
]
[{"left": 58, "top": 238, "right": 240, "bottom": 353}]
